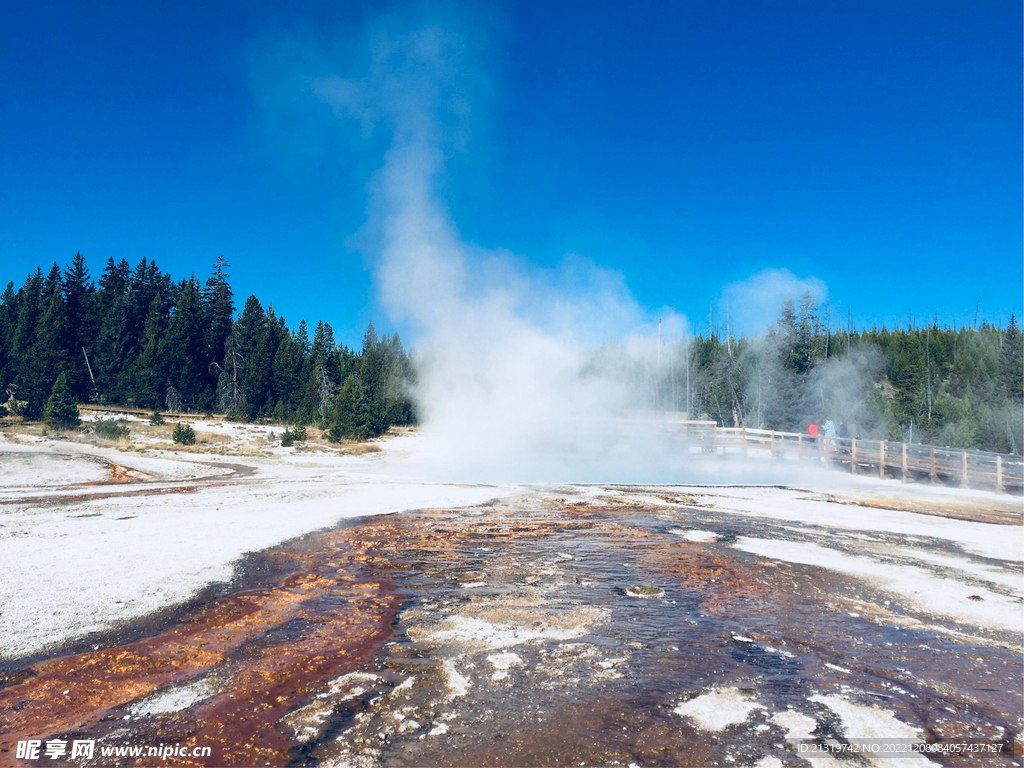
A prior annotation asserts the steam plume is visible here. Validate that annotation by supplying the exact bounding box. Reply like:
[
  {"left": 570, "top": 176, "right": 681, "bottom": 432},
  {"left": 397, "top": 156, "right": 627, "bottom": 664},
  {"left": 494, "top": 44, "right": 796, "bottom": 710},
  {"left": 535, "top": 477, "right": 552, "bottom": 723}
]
[{"left": 259, "top": 10, "right": 859, "bottom": 485}]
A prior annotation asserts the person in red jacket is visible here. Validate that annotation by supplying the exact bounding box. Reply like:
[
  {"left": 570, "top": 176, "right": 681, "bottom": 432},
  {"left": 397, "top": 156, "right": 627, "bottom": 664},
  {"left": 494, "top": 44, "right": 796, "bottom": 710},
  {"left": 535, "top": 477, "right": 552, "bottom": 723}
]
[{"left": 808, "top": 422, "right": 818, "bottom": 444}]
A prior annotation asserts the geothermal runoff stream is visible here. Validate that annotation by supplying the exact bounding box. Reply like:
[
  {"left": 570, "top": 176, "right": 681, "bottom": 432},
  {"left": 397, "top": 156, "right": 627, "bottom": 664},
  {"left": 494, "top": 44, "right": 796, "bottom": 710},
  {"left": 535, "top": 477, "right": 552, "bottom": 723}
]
[{"left": 0, "top": 419, "right": 1021, "bottom": 767}]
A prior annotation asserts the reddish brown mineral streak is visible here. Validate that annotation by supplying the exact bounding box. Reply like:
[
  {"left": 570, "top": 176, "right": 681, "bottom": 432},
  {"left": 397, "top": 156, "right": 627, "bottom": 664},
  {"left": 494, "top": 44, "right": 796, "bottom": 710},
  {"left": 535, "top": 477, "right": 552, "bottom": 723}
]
[
  {"left": 0, "top": 462, "right": 256, "bottom": 506},
  {"left": 0, "top": 528, "right": 404, "bottom": 767}
]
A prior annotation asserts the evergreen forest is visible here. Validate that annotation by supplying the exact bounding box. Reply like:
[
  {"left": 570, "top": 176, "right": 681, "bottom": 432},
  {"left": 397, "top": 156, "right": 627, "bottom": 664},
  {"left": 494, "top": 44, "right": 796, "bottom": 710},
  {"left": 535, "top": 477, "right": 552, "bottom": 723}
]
[
  {"left": 637, "top": 294, "right": 1023, "bottom": 454},
  {"left": 1, "top": 254, "right": 1021, "bottom": 453},
  {"left": 0, "top": 254, "right": 414, "bottom": 441}
]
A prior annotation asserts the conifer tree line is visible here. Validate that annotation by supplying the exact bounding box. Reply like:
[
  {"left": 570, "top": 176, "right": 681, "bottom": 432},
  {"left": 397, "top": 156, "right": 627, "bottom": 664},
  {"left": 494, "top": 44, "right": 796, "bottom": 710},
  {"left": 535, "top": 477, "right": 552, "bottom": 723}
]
[
  {"left": 0, "top": 253, "right": 415, "bottom": 440},
  {"left": 632, "top": 293, "right": 1023, "bottom": 454},
  {"left": 2, "top": 256, "right": 1021, "bottom": 454}
]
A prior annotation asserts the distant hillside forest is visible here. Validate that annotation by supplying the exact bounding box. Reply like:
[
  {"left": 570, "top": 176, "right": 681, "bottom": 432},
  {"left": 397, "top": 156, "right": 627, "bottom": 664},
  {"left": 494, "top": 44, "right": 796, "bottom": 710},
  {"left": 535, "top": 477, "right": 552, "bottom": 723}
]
[
  {"left": 0, "top": 254, "right": 414, "bottom": 440},
  {"left": 649, "top": 294, "right": 1023, "bottom": 455}
]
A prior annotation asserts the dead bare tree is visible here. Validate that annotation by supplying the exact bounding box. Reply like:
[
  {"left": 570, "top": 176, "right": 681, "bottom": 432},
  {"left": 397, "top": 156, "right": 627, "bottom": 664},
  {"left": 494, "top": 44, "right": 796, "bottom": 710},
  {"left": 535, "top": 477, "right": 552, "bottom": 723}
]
[
  {"left": 215, "top": 338, "right": 244, "bottom": 415},
  {"left": 316, "top": 365, "right": 334, "bottom": 429},
  {"left": 165, "top": 384, "right": 182, "bottom": 413},
  {"left": 824, "top": 301, "right": 831, "bottom": 358},
  {"left": 82, "top": 347, "right": 96, "bottom": 387},
  {"left": 3, "top": 384, "right": 24, "bottom": 416}
]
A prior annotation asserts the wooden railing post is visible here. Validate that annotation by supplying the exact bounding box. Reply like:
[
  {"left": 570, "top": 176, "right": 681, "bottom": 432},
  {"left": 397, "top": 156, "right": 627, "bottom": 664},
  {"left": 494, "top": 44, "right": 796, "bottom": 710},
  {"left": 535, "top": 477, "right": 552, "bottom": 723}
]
[{"left": 683, "top": 426, "right": 1016, "bottom": 495}]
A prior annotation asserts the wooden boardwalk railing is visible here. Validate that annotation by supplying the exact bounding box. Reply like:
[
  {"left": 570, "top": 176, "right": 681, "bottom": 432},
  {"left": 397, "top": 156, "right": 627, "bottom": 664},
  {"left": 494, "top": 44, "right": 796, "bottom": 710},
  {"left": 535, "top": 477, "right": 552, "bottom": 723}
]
[
  {"left": 679, "top": 422, "right": 1024, "bottom": 494},
  {"left": 79, "top": 404, "right": 219, "bottom": 421}
]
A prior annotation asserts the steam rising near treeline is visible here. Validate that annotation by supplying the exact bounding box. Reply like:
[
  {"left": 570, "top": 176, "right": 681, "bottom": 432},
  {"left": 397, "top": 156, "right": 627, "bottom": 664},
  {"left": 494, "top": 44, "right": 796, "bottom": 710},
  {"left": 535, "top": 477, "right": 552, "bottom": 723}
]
[
  {"left": 279, "top": 11, "right": 697, "bottom": 482},
  {"left": 254, "top": 8, "right": 1019, "bottom": 481}
]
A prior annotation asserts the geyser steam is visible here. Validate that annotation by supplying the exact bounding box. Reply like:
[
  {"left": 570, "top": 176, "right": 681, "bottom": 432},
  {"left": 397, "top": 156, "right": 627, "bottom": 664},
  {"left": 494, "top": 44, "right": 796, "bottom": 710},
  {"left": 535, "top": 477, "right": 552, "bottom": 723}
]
[
  {"left": 259, "top": 10, "right": 858, "bottom": 485},
  {"left": 303, "top": 15, "right": 703, "bottom": 481}
]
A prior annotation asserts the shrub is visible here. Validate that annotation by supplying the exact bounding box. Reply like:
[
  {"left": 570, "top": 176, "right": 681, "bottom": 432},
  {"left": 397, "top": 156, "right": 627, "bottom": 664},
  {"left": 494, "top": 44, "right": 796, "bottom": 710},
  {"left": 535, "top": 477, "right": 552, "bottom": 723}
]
[
  {"left": 149, "top": 411, "right": 166, "bottom": 425},
  {"left": 271, "top": 401, "right": 287, "bottom": 422},
  {"left": 173, "top": 422, "right": 196, "bottom": 445},
  {"left": 281, "top": 425, "right": 307, "bottom": 447},
  {"left": 93, "top": 417, "right": 131, "bottom": 440}
]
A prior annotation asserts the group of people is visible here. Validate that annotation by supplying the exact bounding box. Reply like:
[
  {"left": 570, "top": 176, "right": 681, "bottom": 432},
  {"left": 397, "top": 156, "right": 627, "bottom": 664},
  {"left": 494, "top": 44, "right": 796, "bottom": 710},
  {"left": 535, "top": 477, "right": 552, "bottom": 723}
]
[{"left": 807, "top": 418, "right": 856, "bottom": 450}]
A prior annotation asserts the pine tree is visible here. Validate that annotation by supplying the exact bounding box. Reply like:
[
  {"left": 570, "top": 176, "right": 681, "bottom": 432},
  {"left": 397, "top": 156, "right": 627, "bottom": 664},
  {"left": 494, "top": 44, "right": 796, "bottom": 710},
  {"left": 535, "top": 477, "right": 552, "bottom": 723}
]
[
  {"left": 92, "top": 257, "right": 134, "bottom": 402},
  {"left": 300, "top": 320, "right": 336, "bottom": 423},
  {"left": 96, "top": 257, "right": 130, "bottom": 319},
  {"left": 311, "top": 320, "right": 336, "bottom": 368},
  {"left": 328, "top": 375, "right": 360, "bottom": 441},
  {"left": 794, "top": 291, "right": 821, "bottom": 373},
  {"left": 95, "top": 292, "right": 131, "bottom": 403},
  {"left": 203, "top": 255, "right": 234, "bottom": 375},
  {"left": 44, "top": 372, "right": 80, "bottom": 428},
  {"left": 62, "top": 252, "right": 96, "bottom": 398},
  {"left": 264, "top": 306, "right": 286, "bottom": 407},
  {"left": 8, "top": 269, "right": 43, "bottom": 399},
  {"left": 0, "top": 281, "right": 16, "bottom": 389},
  {"left": 125, "top": 257, "right": 151, "bottom": 341},
  {"left": 271, "top": 330, "right": 303, "bottom": 417},
  {"left": 295, "top": 319, "right": 310, "bottom": 354},
  {"left": 778, "top": 297, "right": 797, "bottom": 337},
  {"left": 129, "top": 294, "right": 168, "bottom": 408},
  {"left": 228, "top": 295, "right": 270, "bottom": 421},
  {"left": 998, "top": 315, "right": 1023, "bottom": 403},
  {"left": 362, "top": 321, "right": 379, "bottom": 352},
  {"left": 23, "top": 276, "right": 72, "bottom": 418},
  {"left": 159, "top": 278, "right": 208, "bottom": 411},
  {"left": 245, "top": 332, "right": 272, "bottom": 421}
]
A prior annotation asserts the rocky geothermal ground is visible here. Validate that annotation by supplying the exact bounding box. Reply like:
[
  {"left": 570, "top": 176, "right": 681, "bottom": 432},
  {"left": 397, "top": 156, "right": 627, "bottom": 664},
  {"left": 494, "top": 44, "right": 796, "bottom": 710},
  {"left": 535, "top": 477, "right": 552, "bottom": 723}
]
[{"left": 0, "top": 419, "right": 1021, "bottom": 768}]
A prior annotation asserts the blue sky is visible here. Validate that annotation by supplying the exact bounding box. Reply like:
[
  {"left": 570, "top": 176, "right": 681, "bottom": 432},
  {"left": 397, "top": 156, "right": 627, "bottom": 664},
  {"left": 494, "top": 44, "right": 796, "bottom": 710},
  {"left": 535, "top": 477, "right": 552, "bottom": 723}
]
[{"left": 1, "top": 0, "right": 1020, "bottom": 345}]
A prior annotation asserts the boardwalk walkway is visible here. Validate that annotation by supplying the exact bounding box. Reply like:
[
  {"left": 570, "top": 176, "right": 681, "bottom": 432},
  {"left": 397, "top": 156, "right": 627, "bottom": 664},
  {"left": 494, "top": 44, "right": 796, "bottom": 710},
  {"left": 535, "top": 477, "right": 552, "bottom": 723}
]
[{"left": 679, "top": 420, "right": 1023, "bottom": 494}]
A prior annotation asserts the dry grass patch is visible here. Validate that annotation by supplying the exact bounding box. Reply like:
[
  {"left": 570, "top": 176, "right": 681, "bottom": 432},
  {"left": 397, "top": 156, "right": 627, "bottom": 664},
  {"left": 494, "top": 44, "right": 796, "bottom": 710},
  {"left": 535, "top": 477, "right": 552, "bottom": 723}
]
[
  {"left": 290, "top": 440, "right": 381, "bottom": 456},
  {"left": 166, "top": 443, "right": 269, "bottom": 457},
  {"left": 3, "top": 416, "right": 383, "bottom": 458},
  {"left": 1, "top": 421, "right": 47, "bottom": 440},
  {"left": 340, "top": 442, "right": 382, "bottom": 455},
  {"left": 833, "top": 491, "right": 1023, "bottom": 526}
]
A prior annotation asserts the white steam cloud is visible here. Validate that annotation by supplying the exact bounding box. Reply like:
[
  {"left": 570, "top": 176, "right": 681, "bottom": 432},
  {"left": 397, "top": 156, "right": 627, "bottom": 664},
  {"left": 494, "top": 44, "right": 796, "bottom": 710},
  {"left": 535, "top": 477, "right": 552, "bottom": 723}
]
[
  {"left": 303, "top": 14, "right": 704, "bottom": 482},
  {"left": 720, "top": 269, "right": 828, "bottom": 338},
  {"left": 256, "top": 9, "right": 844, "bottom": 485}
]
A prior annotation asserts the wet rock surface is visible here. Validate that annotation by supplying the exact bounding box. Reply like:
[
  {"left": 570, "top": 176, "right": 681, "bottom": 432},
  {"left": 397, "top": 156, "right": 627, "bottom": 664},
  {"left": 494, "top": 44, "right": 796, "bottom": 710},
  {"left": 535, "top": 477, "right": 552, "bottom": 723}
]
[{"left": 0, "top": 489, "right": 1021, "bottom": 767}]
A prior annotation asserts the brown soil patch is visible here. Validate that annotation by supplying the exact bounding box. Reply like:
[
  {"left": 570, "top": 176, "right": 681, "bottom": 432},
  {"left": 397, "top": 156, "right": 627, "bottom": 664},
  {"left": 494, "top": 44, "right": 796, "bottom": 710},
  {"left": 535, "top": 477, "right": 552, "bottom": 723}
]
[{"left": 832, "top": 492, "right": 1023, "bottom": 525}]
